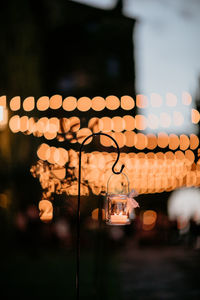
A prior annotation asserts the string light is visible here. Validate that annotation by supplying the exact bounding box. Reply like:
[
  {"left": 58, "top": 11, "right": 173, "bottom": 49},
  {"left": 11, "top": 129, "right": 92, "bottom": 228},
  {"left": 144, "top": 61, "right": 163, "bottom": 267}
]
[
  {"left": 23, "top": 96, "right": 35, "bottom": 111},
  {"left": 121, "top": 95, "right": 135, "bottom": 110}
]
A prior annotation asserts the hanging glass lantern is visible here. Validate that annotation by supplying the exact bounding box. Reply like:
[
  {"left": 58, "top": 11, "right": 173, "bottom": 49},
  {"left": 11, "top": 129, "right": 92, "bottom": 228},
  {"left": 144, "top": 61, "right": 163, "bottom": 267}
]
[{"left": 105, "top": 173, "right": 139, "bottom": 225}]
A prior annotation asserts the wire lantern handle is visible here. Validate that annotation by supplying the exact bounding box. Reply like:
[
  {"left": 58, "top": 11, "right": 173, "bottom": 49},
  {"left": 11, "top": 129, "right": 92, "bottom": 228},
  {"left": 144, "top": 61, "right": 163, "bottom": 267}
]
[{"left": 76, "top": 132, "right": 125, "bottom": 300}]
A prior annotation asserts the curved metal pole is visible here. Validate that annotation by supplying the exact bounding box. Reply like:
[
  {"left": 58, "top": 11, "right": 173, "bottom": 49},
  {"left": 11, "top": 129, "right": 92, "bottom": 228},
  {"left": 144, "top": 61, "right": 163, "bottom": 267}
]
[{"left": 76, "top": 132, "right": 124, "bottom": 300}]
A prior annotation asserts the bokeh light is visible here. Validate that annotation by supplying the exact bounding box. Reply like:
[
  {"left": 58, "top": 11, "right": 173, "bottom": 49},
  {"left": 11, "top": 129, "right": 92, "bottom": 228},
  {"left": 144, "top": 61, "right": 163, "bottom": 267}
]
[
  {"left": 9, "top": 115, "right": 20, "bottom": 133},
  {"left": 37, "top": 96, "right": 49, "bottom": 111},
  {"left": 124, "top": 131, "right": 136, "bottom": 147},
  {"left": 166, "top": 93, "right": 177, "bottom": 107},
  {"left": 49, "top": 94, "right": 62, "bottom": 110},
  {"left": 77, "top": 97, "right": 91, "bottom": 112},
  {"left": 179, "top": 134, "right": 190, "bottom": 151},
  {"left": 169, "top": 134, "right": 179, "bottom": 150},
  {"left": 23, "top": 96, "right": 35, "bottom": 111},
  {"left": 76, "top": 128, "right": 92, "bottom": 144},
  {"left": 100, "top": 133, "right": 112, "bottom": 147},
  {"left": 190, "top": 134, "right": 199, "bottom": 150},
  {"left": 112, "top": 116, "right": 125, "bottom": 132},
  {"left": 112, "top": 132, "right": 125, "bottom": 148},
  {"left": 121, "top": 95, "right": 135, "bottom": 110},
  {"left": 20, "top": 116, "right": 29, "bottom": 132},
  {"left": 0, "top": 95, "right": 6, "bottom": 107},
  {"left": 173, "top": 111, "right": 184, "bottom": 126},
  {"left": 135, "top": 133, "right": 147, "bottom": 150},
  {"left": 147, "top": 134, "right": 157, "bottom": 150},
  {"left": 182, "top": 92, "right": 192, "bottom": 106},
  {"left": 10, "top": 96, "right": 20, "bottom": 111},
  {"left": 37, "top": 143, "right": 50, "bottom": 161},
  {"left": 99, "top": 117, "right": 112, "bottom": 132},
  {"left": 88, "top": 117, "right": 100, "bottom": 133},
  {"left": 91, "top": 96, "right": 105, "bottom": 111},
  {"left": 147, "top": 113, "right": 159, "bottom": 129},
  {"left": 136, "top": 94, "right": 148, "bottom": 108},
  {"left": 105, "top": 95, "right": 120, "bottom": 110},
  {"left": 150, "top": 93, "right": 162, "bottom": 107},
  {"left": 63, "top": 96, "right": 77, "bottom": 111},
  {"left": 157, "top": 132, "right": 169, "bottom": 148},
  {"left": 160, "top": 112, "right": 171, "bottom": 128},
  {"left": 69, "top": 117, "right": 80, "bottom": 132},
  {"left": 191, "top": 109, "right": 199, "bottom": 124},
  {"left": 123, "top": 115, "right": 135, "bottom": 131},
  {"left": 135, "top": 114, "right": 147, "bottom": 130}
]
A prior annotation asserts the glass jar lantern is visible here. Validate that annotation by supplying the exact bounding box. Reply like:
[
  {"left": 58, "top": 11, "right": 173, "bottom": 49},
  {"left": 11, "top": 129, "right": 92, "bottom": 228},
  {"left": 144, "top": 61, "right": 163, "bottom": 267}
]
[{"left": 105, "top": 173, "right": 131, "bottom": 225}]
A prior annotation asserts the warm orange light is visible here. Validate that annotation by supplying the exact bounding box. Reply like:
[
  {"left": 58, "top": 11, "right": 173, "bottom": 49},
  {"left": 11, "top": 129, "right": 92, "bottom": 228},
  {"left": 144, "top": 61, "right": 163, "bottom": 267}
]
[
  {"left": 77, "top": 97, "right": 91, "bottom": 112},
  {"left": 63, "top": 96, "right": 77, "bottom": 111},
  {"left": 123, "top": 115, "right": 135, "bottom": 131},
  {"left": 166, "top": 93, "right": 177, "bottom": 107},
  {"left": 185, "top": 149, "right": 195, "bottom": 163},
  {"left": 121, "top": 95, "right": 135, "bottom": 110},
  {"left": 99, "top": 117, "right": 112, "bottom": 132},
  {"left": 69, "top": 117, "right": 80, "bottom": 132},
  {"left": 190, "top": 134, "right": 199, "bottom": 150},
  {"left": 37, "top": 143, "right": 50, "bottom": 160},
  {"left": 191, "top": 109, "right": 199, "bottom": 124},
  {"left": 169, "top": 134, "right": 179, "bottom": 150},
  {"left": 9, "top": 115, "right": 20, "bottom": 132},
  {"left": 147, "top": 113, "right": 159, "bottom": 129},
  {"left": 160, "top": 112, "right": 171, "bottom": 128},
  {"left": 0, "top": 105, "right": 8, "bottom": 128},
  {"left": 0, "top": 96, "right": 6, "bottom": 107},
  {"left": 147, "top": 134, "right": 157, "bottom": 150},
  {"left": 150, "top": 93, "right": 162, "bottom": 107},
  {"left": 135, "top": 133, "right": 147, "bottom": 150},
  {"left": 39, "top": 200, "right": 53, "bottom": 223},
  {"left": 37, "top": 96, "right": 49, "bottom": 111},
  {"left": 51, "top": 166, "right": 66, "bottom": 179},
  {"left": 76, "top": 128, "right": 92, "bottom": 144},
  {"left": 23, "top": 96, "right": 35, "bottom": 111},
  {"left": 105, "top": 95, "right": 120, "bottom": 110},
  {"left": 10, "top": 96, "right": 21, "bottom": 111},
  {"left": 49, "top": 94, "right": 62, "bottom": 110},
  {"left": 124, "top": 131, "right": 136, "bottom": 147},
  {"left": 173, "top": 111, "right": 184, "bottom": 126},
  {"left": 155, "top": 152, "right": 165, "bottom": 160},
  {"left": 91, "top": 96, "right": 105, "bottom": 111},
  {"left": 112, "top": 132, "right": 125, "bottom": 148},
  {"left": 36, "top": 117, "right": 49, "bottom": 133},
  {"left": 57, "top": 148, "right": 69, "bottom": 166},
  {"left": 136, "top": 94, "right": 148, "bottom": 108},
  {"left": 157, "top": 132, "right": 169, "bottom": 148},
  {"left": 100, "top": 133, "right": 112, "bottom": 147},
  {"left": 59, "top": 118, "right": 70, "bottom": 133},
  {"left": 20, "top": 116, "right": 29, "bottom": 132},
  {"left": 182, "top": 92, "right": 192, "bottom": 106},
  {"left": 165, "top": 151, "right": 174, "bottom": 160},
  {"left": 27, "top": 117, "right": 36, "bottom": 134},
  {"left": 48, "top": 117, "right": 59, "bottom": 133},
  {"left": 88, "top": 117, "right": 100, "bottom": 133},
  {"left": 44, "top": 131, "right": 57, "bottom": 140},
  {"left": 175, "top": 150, "right": 185, "bottom": 160},
  {"left": 135, "top": 115, "right": 147, "bottom": 130},
  {"left": 112, "top": 116, "right": 125, "bottom": 132},
  {"left": 142, "top": 210, "right": 157, "bottom": 230},
  {"left": 48, "top": 146, "right": 58, "bottom": 164},
  {"left": 179, "top": 134, "right": 189, "bottom": 151}
]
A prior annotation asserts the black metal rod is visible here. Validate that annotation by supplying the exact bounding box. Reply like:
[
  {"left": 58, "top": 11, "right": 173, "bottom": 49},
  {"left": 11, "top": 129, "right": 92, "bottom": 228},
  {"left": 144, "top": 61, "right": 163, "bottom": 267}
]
[{"left": 76, "top": 132, "right": 124, "bottom": 300}]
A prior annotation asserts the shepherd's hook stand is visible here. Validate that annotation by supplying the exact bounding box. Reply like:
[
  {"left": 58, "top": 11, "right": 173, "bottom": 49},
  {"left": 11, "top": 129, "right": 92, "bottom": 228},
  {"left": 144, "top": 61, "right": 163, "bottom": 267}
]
[{"left": 76, "top": 132, "right": 124, "bottom": 299}]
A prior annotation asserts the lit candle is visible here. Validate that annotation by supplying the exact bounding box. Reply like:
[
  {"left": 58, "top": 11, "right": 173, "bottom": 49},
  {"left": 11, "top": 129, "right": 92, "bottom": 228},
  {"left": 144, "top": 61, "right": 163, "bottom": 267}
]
[{"left": 110, "top": 214, "right": 129, "bottom": 224}]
